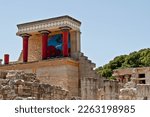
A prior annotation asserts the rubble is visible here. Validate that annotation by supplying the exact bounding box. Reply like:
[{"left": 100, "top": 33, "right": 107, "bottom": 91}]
[
  {"left": 0, "top": 70, "right": 69, "bottom": 100},
  {"left": 119, "top": 80, "right": 137, "bottom": 100}
]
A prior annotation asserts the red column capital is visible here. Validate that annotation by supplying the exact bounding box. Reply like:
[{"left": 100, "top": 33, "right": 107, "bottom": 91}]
[
  {"left": 20, "top": 33, "right": 31, "bottom": 38},
  {"left": 39, "top": 30, "right": 50, "bottom": 35},
  {"left": 59, "top": 26, "right": 71, "bottom": 31}
]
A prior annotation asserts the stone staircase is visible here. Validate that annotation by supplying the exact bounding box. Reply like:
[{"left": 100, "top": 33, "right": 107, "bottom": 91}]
[
  {"left": 79, "top": 52, "right": 103, "bottom": 99},
  {"left": 79, "top": 53, "right": 96, "bottom": 76}
]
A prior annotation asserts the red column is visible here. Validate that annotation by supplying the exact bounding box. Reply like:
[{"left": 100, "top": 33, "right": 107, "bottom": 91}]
[
  {"left": 4, "top": 54, "right": 9, "bottom": 64},
  {"left": 62, "top": 30, "right": 69, "bottom": 57},
  {"left": 21, "top": 34, "right": 30, "bottom": 62},
  {"left": 39, "top": 30, "right": 50, "bottom": 60}
]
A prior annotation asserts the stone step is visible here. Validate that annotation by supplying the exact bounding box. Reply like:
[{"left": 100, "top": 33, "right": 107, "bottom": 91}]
[
  {"left": 81, "top": 56, "right": 88, "bottom": 60},
  {"left": 87, "top": 61, "right": 96, "bottom": 68},
  {"left": 80, "top": 58, "right": 96, "bottom": 68},
  {"left": 79, "top": 52, "right": 84, "bottom": 57},
  {"left": 87, "top": 59, "right": 91, "bottom": 63}
]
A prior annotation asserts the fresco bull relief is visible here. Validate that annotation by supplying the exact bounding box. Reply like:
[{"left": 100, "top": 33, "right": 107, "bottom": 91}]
[{"left": 47, "top": 34, "right": 70, "bottom": 58}]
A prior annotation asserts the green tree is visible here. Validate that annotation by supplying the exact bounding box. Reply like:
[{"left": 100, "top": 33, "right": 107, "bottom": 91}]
[{"left": 96, "top": 48, "right": 150, "bottom": 79}]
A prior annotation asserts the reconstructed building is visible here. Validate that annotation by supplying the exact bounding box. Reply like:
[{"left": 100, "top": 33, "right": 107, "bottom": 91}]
[
  {"left": 0, "top": 16, "right": 103, "bottom": 100},
  {"left": 1, "top": 15, "right": 149, "bottom": 100}
]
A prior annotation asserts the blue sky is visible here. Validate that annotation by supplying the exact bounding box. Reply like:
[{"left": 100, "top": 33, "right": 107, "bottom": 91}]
[{"left": 0, "top": 0, "right": 150, "bottom": 67}]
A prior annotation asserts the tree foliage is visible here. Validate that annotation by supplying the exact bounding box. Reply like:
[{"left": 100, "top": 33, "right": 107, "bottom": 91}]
[{"left": 96, "top": 48, "right": 150, "bottom": 79}]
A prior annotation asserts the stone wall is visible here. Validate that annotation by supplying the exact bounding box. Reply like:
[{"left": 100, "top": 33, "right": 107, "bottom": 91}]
[
  {"left": 18, "top": 34, "right": 42, "bottom": 62},
  {"left": 79, "top": 52, "right": 103, "bottom": 100},
  {"left": 137, "top": 84, "right": 150, "bottom": 100},
  {"left": 28, "top": 35, "right": 42, "bottom": 62},
  {"left": 119, "top": 81, "right": 150, "bottom": 100},
  {"left": 0, "top": 70, "right": 69, "bottom": 100},
  {"left": 0, "top": 58, "right": 79, "bottom": 98},
  {"left": 103, "top": 80, "right": 119, "bottom": 100},
  {"left": 36, "top": 64, "right": 79, "bottom": 97},
  {"left": 81, "top": 77, "right": 98, "bottom": 100}
]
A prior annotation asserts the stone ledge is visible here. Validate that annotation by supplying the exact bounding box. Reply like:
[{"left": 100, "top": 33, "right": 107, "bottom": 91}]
[{"left": 0, "top": 57, "right": 79, "bottom": 70}]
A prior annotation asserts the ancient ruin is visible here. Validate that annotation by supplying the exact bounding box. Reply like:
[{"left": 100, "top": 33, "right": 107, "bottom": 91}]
[
  {"left": 0, "top": 15, "right": 150, "bottom": 100},
  {"left": 0, "top": 16, "right": 103, "bottom": 100},
  {"left": 0, "top": 70, "right": 69, "bottom": 100},
  {"left": 113, "top": 67, "right": 150, "bottom": 100}
]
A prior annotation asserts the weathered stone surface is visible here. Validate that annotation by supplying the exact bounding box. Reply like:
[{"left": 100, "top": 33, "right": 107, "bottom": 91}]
[
  {"left": 79, "top": 53, "right": 102, "bottom": 100},
  {"left": 119, "top": 81, "right": 137, "bottom": 100},
  {"left": 137, "top": 84, "right": 150, "bottom": 100},
  {"left": 0, "top": 58, "right": 79, "bottom": 98},
  {"left": 123, "top": 80, "right": 136, "bottom": 88},
  {"left": 103, "top": 80, "right": 119, "bottom": 100},
  {"left": 0, "top": 70, "right": 69, "bottom": 100},
  {"left": 0, "top": 71, "right": 7, "bottom": 79},
  {"left": 119, "top": 88, "right": 137, "bottom": 100}
]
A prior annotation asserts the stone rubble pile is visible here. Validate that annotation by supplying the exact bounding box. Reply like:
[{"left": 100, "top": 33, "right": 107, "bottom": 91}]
[
  {"left": 119, "top": 80, "right": 137, "bottom": 100},
  {"left": 0, "top": 70, "right": 69, "bottom": 100}
]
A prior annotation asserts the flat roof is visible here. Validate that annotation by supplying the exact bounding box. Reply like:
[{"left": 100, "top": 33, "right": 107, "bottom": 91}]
[
  {"left": 17, "top": 15, "right": 81, "bottom": 35},
  {"left": 17, "top": 15, "right": 81, "bottom": 27}
]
